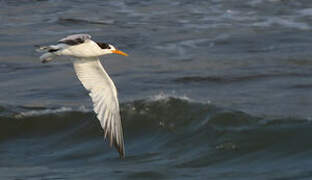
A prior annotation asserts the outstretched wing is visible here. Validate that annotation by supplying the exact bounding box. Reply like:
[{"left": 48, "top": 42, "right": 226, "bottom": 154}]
[
  {"left": 73, "top": 57, "right": 125, "bottom": 158},
  {"left": 59, "top": 34, "right": 92, "bottom": 45}
]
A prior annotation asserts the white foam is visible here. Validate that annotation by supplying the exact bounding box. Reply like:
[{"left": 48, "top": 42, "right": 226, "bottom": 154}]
[
  {"left": 77, "top": 105, "right": 92, "bottom": 113},
  {"left": 148, "top": 91, "right": 192, "bottom": 102},
  {"left": 15, "top": 106, "right": 92, "bottom": 119},
  {"left": 15, "top": 107, "right": 72, "bottom": 118}
]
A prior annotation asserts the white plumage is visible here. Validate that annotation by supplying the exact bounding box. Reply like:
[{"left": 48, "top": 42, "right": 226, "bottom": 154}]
[{"left": 37, "top": 34, "right": 128, "bottom": 158}]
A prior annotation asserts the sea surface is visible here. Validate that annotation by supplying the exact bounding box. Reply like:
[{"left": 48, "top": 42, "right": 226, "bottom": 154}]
[{"left": 1, "top": 0, "right": 312, "bottom": 179}]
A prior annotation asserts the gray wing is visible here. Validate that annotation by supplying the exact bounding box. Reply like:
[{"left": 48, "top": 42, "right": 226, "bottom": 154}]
[
  {"left": 73, "top": 57, "right": 125, "bottom": 158},
  {"left": 58, "top": 34, "right": 92, "bottom": 45}
]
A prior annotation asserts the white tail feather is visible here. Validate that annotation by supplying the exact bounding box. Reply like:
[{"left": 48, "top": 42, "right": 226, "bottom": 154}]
[{"left": 40, "top": 53, "right": 56, "bottom": 63}]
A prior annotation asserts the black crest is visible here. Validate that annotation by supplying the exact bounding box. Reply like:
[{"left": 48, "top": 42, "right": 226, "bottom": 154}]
[{"left": 96, "top": 42, "right": 111, "bottom": 49}]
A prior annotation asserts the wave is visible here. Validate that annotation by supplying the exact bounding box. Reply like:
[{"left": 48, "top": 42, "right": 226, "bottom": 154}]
[
  {"left": 1, "top": 96, "right": 310, "bottom": 138},
  {"left": 1, "top": 96, "right": 312, "bottom": 166}
]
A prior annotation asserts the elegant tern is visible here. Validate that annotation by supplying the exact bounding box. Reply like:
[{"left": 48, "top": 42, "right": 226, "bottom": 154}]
[{"left": 37, "top": 34, "right": 127, "bottom": 158}]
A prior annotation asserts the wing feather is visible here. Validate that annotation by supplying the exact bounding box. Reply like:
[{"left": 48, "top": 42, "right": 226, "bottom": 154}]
[
  {"left": 59, "top": 34, "right": 92, "bottom": 45},
  {"left": 73, "top": 57, "right": 125, "bottom": 158}
]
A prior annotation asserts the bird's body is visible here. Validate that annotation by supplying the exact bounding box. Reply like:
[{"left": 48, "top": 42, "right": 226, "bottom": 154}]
[
  {"left": 37, "top": 34, "right": 128, "bottom": 158},
  {"left": 59, "top": 40, "right": 107, "bottom": 57}
]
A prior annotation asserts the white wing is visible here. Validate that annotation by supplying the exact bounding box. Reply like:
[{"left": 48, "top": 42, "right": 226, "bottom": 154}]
[{"left": 73, "top": 57, "right": 125, "bottom": 158}]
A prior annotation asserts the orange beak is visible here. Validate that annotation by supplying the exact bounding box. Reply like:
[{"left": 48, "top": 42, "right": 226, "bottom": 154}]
[{"left": 112, "top": 50, "right": 128, "bottom": 56}]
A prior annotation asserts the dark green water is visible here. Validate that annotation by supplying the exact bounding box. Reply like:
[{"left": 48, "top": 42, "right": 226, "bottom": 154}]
[
  {"left": 1, "top": 0, "right": 312, "bottom": 179},
  {"left": 1, "top": 98, "right": 312, "bottom": 179}
]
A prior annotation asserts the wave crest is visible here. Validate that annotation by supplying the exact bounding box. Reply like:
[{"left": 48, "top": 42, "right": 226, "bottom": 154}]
[{"left": 1, "top": 96, "right": 312, "bottom": 165}]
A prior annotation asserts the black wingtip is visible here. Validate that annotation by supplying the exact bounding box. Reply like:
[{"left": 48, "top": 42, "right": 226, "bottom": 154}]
[
  {"left": 120, "top": 153, "right": 125, "bottom": 160},
  {"left": 114, "top": 139, "right": 125, "bottom": 160},
  {"left": 105, "top": 133, "right": 125, "bottom": 160},
  {"left": 119, "top": 147, "right": 125, "bottom": 160}
]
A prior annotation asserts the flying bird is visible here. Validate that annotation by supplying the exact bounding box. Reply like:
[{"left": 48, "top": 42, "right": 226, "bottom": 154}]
[{"left": 37, "top": 34, "right": 127, "bottom": 158}]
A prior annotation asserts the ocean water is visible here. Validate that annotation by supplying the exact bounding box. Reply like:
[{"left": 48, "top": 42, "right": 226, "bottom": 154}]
[{"left": 1, "top": 0, "right": 312, "bottom": 179}]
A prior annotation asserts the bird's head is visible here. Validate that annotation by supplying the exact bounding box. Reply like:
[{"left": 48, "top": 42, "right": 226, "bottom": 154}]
[
  {"left": 99, "top": 43, "right": 128, "bottom": 56},
  {"left": 109, "top": 44, "right": 129, "bottom": 56}
]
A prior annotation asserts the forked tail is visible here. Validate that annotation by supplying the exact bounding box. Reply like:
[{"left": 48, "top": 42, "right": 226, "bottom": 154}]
[
  {"left": 39, "top": 52, "right": 56, "bottom": 63},
  {"left": 35, "top": 45, "right": 60, "bottom": 63}
]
